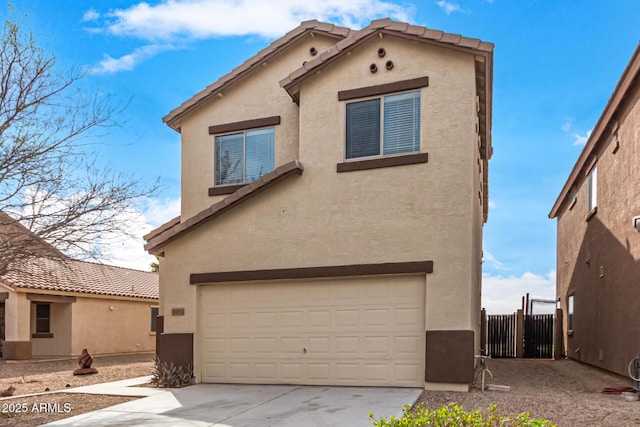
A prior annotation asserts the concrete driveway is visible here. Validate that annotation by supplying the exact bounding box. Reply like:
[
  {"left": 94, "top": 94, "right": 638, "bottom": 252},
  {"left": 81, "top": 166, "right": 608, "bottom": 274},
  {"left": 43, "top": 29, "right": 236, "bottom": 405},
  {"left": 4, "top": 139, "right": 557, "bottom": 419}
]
[{"left": 45, "top": 383, "right": 422, "bottom": 426}]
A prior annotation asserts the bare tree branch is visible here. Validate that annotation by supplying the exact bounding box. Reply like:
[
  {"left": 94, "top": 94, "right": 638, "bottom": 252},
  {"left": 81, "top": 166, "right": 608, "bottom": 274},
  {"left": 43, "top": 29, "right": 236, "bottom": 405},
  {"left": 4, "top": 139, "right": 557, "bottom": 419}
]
[{"left": 0, "top": 9, "right": 158, "bottom": 276}]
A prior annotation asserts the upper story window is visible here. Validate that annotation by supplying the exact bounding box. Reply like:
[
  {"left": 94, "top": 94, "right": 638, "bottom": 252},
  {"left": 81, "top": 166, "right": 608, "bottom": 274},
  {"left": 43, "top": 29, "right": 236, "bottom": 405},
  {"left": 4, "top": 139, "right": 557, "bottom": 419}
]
[
  {"left": 345, "top": 90, "right": 421, "bottom": 160},
  {"left": 215, "top": 128, "right": 274, "bottom": 185},
  {"left": 588, "top": 165, "right": 597, "bottom": 212}
]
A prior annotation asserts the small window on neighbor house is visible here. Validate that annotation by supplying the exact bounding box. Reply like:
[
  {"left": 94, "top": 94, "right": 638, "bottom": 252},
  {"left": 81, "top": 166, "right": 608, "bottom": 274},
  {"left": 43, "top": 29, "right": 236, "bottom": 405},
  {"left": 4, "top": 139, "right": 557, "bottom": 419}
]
[
  {"left": 215, "top": 128, "right": 275, "bottom": 185},
  {"left": 36, "top": 303, "right": 50, "bottom": 333},
  {"left": 567, "top": 295, "right": 574, "bottom": 331},
  {"left": 588, "top": 165, "right": 597, "bottom": 212},
  {"left": 345, "top": 91, "right": 421, "bottom": 160},
  {"left": 150, "top": 307, "right": 159, "bottom": 333}
]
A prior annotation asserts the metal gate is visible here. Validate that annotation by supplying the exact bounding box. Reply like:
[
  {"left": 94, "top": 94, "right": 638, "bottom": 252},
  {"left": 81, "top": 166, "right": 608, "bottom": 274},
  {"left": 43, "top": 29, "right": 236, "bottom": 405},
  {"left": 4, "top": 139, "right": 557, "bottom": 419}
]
[
  {"left": 486, "top": 314, "right": 516, "bottom": 358},
  {"left": 523, "top": 314, "right": 554, "bottom": 358}
]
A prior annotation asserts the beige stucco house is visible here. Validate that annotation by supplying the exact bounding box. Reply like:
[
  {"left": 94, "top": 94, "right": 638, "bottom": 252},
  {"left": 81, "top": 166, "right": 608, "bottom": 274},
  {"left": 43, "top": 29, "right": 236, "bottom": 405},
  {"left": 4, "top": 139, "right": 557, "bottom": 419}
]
[
  {"left": 550, "top": 44, "right": 640, "bottom": 376},
  {"left": 145, "top": 18, "right": 493, "bottom": 391},
  {"left": 0, "top": 214, "right": 159, "bottom": 360}
]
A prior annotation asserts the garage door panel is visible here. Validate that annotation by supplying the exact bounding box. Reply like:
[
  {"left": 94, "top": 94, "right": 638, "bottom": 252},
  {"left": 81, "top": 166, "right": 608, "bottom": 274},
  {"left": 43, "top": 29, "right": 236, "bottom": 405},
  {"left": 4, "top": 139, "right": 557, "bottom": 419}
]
[
  {"left": 282, "top": 311, "right": 303, "bottom": 327},
  {"left": 395, "top": 307, "right": 422, "bottom": 325},
  {"left": 255, "top": 312, "right": 276, "bottom": 328},
  {"left": 395, "top": 336, "right": 420, "bottom": 353},
  {"left": 199, "top": 276, "right": 425, "bottom": 387}
]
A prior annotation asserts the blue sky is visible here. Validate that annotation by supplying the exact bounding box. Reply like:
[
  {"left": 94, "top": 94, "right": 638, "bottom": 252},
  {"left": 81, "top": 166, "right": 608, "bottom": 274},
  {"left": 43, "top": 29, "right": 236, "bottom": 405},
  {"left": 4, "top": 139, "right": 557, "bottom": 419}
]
[{"left": 3, "top": 0, "right": 640, "bottom": 313}]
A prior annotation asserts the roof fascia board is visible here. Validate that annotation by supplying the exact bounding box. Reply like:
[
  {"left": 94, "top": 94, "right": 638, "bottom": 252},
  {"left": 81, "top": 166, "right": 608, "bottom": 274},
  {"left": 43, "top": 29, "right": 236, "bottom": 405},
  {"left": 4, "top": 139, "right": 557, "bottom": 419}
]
[
  {"left": 15, "top": 287, "right": 157, "bottom": 302},
  {"left": 145, "top": 160, "right": 304, "bottom": 254},
  {"left": 549, "top": 43, "right": 640, "bottom": 218}
]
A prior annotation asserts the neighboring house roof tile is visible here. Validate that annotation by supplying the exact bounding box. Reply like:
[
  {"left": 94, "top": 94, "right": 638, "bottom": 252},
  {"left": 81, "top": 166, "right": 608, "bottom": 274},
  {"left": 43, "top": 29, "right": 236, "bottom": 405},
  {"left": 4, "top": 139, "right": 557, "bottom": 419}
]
[
  {"left": 1, "top": 258, "right": 158, "bottom": 300},
  {"left": 549, "top": 42, "right": 640, "bottom": 219},
  {"left": 145, "top": 160, "right": 304, "bottom": 254},
  {"left": 162, "top": 20, "right": 353, "bottom": 130}
]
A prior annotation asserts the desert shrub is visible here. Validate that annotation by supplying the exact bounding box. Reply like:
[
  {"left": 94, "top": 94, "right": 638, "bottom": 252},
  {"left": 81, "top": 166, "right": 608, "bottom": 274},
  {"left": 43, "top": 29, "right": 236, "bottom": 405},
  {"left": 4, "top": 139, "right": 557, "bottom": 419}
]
[
  {"left": 151, "top": 356, "right": 193, "bottom": 388},
  {"left": 369, "top": 402, "right": 555, "bottom": 427}
]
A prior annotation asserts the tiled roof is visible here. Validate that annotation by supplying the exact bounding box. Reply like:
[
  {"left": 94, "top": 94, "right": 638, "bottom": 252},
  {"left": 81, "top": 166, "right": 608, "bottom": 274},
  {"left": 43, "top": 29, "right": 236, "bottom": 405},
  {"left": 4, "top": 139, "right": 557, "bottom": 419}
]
[
  {"left": 1, "top": 258, "right": 158, "bottom": 300},
  {"left": 549, "top": 42, "right": 640, "bottom": 218},
  {"left": 162, "top": 20, "right": 353, "bottom": 130},
  {"left": 145, "top": 160, "right": 304, "bottom": 254},
  {"left": 279, "top": 18, "right": 493, "bottom": 90},
  {"left": 0, "top": 211, "right": 67, "bottom": 259}
]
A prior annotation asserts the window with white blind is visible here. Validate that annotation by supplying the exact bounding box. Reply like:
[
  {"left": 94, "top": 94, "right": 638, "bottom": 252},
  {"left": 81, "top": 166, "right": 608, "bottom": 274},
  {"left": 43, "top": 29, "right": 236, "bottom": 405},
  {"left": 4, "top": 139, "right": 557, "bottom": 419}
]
[
  {"left": 215, "top": 128, "right": 274, "bottom": 185},
  {"left": 346, "top": 91, "right": 421, "bottom": 160}
]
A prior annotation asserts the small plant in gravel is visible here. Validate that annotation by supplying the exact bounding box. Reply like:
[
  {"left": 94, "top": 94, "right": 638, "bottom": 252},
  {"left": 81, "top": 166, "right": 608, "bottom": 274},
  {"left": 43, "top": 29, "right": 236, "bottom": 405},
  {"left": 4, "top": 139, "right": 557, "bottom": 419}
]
[
  {"left": 151, "top": 357, "right": 193, "bottom": 388},
  {"left": 369, "top": 402, "right": 556, "bottom": 427}
]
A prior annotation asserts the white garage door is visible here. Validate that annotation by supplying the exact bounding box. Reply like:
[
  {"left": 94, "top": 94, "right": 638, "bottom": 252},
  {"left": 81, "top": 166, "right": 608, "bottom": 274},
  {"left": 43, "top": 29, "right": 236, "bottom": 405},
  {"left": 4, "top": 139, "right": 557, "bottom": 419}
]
[{"left": 199, "top": 275, "right": 425, "bottom": 387}]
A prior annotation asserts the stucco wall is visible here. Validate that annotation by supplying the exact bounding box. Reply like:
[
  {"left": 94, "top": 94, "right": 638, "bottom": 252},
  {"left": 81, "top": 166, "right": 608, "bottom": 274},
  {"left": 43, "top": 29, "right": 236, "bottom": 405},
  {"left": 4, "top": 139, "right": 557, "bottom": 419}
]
[
  {"left": 556, "top": 84, "right": 640, "bottom": 376},
  {"left": 31, "top": 302, "right": 72, "bottom": 357},
  {"left": 71, "top": 297, "right": 156, "bottom": 356},
  {"left": 3, "top": 291, "right": 29, "bottom": 342},
  {"left": 160, "top": 34, "right": 484, "bottom": 344},
  {"left": 178, "top": 34, "right": 339, "bottom": 220}
]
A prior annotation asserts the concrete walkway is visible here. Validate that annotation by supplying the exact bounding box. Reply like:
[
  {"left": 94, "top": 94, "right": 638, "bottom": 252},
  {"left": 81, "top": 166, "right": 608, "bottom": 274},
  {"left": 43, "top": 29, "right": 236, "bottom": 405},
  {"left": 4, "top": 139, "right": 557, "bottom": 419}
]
[{"left": 44, "top": 380, "right": 421, "bottom": 426}]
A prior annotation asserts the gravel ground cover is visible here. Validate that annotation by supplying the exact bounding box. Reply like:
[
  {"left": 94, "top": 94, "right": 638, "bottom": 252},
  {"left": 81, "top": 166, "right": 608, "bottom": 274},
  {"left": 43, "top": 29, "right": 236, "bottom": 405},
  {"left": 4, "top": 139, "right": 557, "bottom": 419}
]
[
  {"left": 0, "top": 352, "right": 154, "bottom": 426},
  {"left": 415, "top": 358, "right": 640, "bottom": 426},
  {"left": 2, "top": 355, "right": 638, "bottom": 426}
]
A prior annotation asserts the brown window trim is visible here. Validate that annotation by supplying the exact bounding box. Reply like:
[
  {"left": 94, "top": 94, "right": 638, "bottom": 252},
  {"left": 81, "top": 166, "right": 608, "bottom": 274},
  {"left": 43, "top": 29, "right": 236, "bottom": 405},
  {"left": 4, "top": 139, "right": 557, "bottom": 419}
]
[
  {"left": 208, "top": 116, "right": 280, "bottom": 135},
  {"left": 208, "top": 183, "right": 246, "bottom": 196},
  {"left": 32, "top": 333, "right": 54, "bottom": 339},
  {"left": 191, "top": 260, "right": 433, "bottom": 284},
  {"left": 338, "top": 77, "right": 429, "bottom": 101},
  {"left": 337, "top": 152, "right": 428, "bottom": 173},
  {"left": 585, "top": 206, "right": 597, "bottom": 221}
]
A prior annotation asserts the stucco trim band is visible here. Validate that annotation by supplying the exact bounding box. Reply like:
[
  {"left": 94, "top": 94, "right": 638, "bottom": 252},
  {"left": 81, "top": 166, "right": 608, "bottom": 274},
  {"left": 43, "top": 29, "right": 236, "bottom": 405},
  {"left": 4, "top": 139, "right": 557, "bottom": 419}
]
[
  {"left": 0, "top": 292, "right": 8, "bottom": 300},
  {"left": 27, "top": 293, "right": 76, "bottom": 303},
  {"left": 425, "top": 330, "right": 474, "bottom": 384},
  {"left": 337, "top": 76, "right": 429, "bottom": 101},
  {"left": 3, "top": 341, "right": 32, "bottom": 360},
  {"left": 208, "top": 183, "right": 246, "bottom": 196},
  {"left": 208, "top": 116, "right": 281, "bottom": 135},
  {"left": 190, "top": 260, "right": 433, "bottom": 284},
  {"left": 337, "top": 152, "right": 428, "bottom": 173}
]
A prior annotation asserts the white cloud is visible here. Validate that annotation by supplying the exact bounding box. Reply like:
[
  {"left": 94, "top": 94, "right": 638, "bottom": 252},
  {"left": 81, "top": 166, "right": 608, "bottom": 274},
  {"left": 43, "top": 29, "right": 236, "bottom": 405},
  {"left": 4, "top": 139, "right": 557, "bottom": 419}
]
[
  {"left": 482, "top": 270, "right": 556, "bottom": 314},
  {"left": 573, "top": 129, "right": 592, "bottom": 146},
  {"left": 436, "top": 0, "right": 462, "bottom": 14},
  {"left": 96, "top": 197, "right": 181, "bottom": 271},
  {"left": 90, "top": 0, "right": 414, "bottom": 42},
  {"left": 483, "top": 250, "right": 507, "bottom": 271},
  {"left": 488, "top": 200, "right": 496, "bottom": 210},
  {"left": 82, "top": 9, "right": 100, "bottom": 22},
  {"left": 91, "top": 44, "right": 175, "bottom": 74},
  {"left": 561, "top": 117, "right": 574, "bottom": 132}
]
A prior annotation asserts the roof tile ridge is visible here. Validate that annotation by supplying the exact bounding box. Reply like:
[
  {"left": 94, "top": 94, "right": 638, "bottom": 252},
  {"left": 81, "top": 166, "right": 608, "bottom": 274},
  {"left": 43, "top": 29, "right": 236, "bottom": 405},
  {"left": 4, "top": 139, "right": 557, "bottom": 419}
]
[{"left": 67, "top": 258, "right": 157, "bottom": 275}]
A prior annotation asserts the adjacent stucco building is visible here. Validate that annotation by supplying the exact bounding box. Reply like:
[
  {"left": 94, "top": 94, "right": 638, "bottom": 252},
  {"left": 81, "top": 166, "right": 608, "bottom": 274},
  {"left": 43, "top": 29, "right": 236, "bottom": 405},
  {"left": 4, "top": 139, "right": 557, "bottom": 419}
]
[
  {"left": 0, "top": 213, "right": 159, "bottom": 360},
  {"left": 550, "top": 43, "right": 640, "bottom": 376},
  {"left": 146, "top": 18, "right": 493, "bottom": 391}
]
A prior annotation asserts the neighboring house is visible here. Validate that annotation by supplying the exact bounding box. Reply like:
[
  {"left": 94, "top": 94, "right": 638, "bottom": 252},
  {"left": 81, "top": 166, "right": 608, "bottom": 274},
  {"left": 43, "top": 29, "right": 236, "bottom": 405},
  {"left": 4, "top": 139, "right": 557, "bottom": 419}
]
[
  {"left": 145, "top": 18, "right": 493, "bottom": 391},
  {"left": 0, "top": 215, "right": 159, "bottom": 360},
  {"left": 550, "top": 44, "right": 640, "bottom": 376}
]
